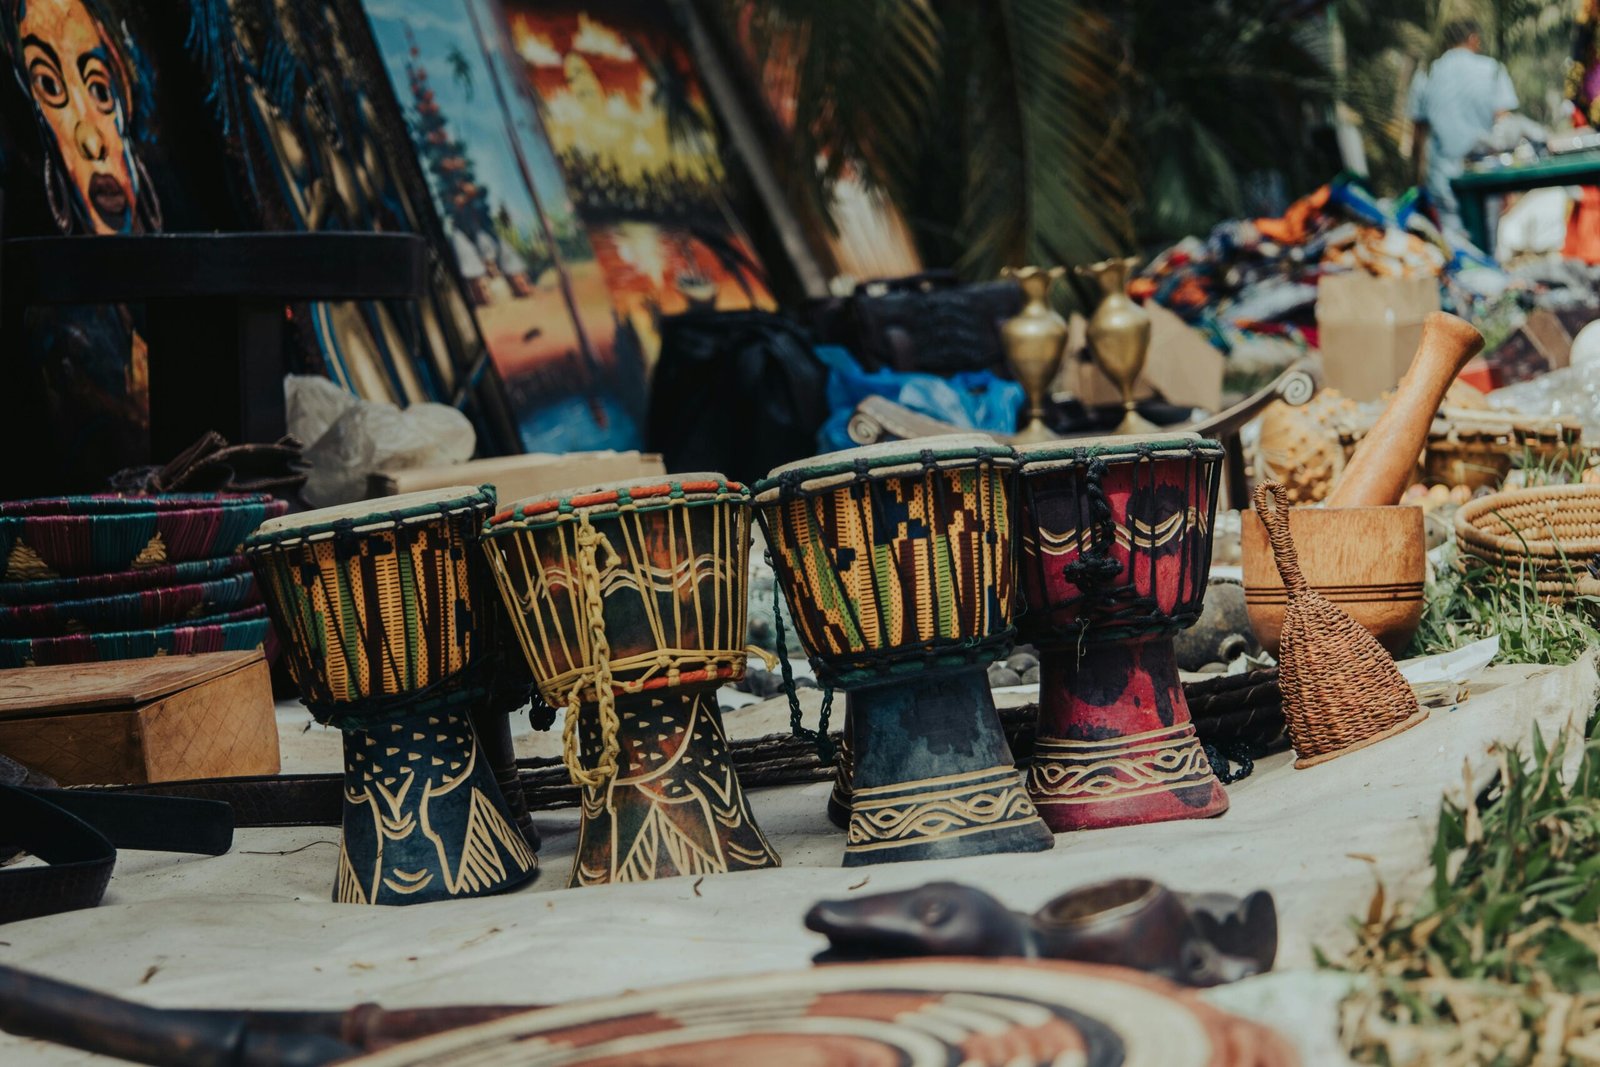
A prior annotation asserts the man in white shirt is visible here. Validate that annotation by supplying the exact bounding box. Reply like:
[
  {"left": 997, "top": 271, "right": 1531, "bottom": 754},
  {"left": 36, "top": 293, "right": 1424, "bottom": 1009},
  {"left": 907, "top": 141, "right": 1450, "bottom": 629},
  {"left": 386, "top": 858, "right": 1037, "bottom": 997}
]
[{"left": 1409, "top": 19, "right": 1519, "bottom": 240}]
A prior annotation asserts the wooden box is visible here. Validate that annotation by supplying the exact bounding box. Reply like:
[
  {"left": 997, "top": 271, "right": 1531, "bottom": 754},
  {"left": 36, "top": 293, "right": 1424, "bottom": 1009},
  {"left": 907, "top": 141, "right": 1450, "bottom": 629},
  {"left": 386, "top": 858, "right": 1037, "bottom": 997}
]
[
  {"left": 0, "top": 651, "right": 280, "bottom": 785},
  {"left": 368, "top": 450, "right": 665, "bottom": 507}
]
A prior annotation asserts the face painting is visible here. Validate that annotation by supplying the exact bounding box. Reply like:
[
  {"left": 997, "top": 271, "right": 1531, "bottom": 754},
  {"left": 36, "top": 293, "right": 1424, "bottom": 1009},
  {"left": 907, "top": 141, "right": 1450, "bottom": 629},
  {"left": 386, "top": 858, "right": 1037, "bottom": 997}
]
[{"left": 18, "top": 0, "right": 139, "bottom": 233}]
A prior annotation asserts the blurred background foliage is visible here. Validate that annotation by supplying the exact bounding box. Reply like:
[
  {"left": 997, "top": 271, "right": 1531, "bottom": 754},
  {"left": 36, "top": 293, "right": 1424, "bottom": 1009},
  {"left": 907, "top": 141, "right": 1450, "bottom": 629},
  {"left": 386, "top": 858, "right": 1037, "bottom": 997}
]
[{"left": 716, "top": 0, "right": 1581, "bottom": 279}]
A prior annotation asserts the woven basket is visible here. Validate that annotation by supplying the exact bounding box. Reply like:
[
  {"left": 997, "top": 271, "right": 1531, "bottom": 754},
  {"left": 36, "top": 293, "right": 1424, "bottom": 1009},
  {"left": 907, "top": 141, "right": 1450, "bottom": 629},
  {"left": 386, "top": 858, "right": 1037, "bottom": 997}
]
[
  {"left": 1454, "top": 484, "right": 1600, "bottom": 598},
  {"left": 0, "top": 495, "right": 286, "bottom": 581},
  {"left": 0, "top": 605, "right": 270, "bottom": 669},
  {"left": 1252, "top": 483, "right": 1426, "bottom": 768}
]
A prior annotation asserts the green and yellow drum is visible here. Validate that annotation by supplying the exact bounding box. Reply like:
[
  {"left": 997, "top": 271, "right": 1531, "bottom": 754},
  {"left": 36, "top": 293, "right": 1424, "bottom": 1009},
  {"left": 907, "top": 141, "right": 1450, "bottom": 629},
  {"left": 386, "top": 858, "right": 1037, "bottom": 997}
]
[
  {"left": 482, "top": 474, "right": 780, "bottom": 887},
  {"left": 245, "top": 487, "right": 538, "bottom": 906},
  {"left": 755, "top": 435, "right": 1054, "bottom": 866}
]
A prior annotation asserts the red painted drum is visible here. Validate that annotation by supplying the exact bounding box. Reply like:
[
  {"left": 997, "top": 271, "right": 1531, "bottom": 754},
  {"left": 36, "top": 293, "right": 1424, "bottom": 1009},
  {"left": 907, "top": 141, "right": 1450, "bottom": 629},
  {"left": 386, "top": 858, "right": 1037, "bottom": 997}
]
[{"left": 1015, "top": 434, "right": 1229, "bottom": 832}]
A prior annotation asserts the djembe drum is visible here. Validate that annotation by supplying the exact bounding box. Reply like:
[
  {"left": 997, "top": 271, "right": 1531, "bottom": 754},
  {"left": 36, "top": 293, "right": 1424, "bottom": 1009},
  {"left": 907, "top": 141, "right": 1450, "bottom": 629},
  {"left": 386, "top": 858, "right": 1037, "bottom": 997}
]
[
  {"left": 1015, "top": 434, "right": 1229, "bottom": 831},
  {"left": 755, "top": 435, "right": 1054, "bottom": 866},
  {"left": 245, "top": 488, "right": 538, "bottom": 905},
  {"left": 481, "top": 474, "right": 780, "bottom": 887}
]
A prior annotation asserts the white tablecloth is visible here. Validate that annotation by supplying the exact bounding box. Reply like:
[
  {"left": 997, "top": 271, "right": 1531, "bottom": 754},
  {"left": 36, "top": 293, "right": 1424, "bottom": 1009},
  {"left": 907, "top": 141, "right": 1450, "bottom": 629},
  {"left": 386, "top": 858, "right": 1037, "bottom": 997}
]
[{"left": 4, "top": 655, "right": 1596, "bottom": 1066}]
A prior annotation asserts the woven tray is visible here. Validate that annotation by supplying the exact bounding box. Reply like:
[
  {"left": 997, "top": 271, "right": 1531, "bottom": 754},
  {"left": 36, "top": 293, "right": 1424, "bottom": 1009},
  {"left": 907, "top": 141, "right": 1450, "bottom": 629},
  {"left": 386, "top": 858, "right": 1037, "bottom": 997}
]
[
  {"left": 0, "top": 606, "right": 271, "bottom": 669},
  {"left": 0, "top": 495, "right": 286, "bottom": 581},
  {"left": 0, "top": 556, "right": 247, "bottom": 606},
  {"left": 1454, "top": 484, "right": 1600, "bottom": 597},
  {"left": 0, "top": 572, "right": 260, "bottom": 638}
]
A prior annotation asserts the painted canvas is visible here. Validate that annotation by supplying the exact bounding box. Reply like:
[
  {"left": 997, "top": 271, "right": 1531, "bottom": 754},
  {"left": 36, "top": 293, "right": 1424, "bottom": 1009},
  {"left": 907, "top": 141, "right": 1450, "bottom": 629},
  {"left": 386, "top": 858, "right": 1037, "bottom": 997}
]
[
  {"left": 363, "top": 0, "right": 647, "bottom": 451},
  {"left": 497, "top": 0, "right": 776, "bottom": 361},
  {"left": 0, "top": 0, "right": 230, "bottom": 490},
  {"left": 728, "top": 6, "right": 921, "bottom": 285},
  {"left": 184, "top": 0, "right": 485, "bottom": 414}
]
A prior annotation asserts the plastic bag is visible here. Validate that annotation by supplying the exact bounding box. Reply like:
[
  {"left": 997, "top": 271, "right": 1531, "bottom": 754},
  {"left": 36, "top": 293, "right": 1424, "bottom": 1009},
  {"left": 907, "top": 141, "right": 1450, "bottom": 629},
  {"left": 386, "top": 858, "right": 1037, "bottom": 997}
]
[
  {"left": 813, "top": 346, "right": 1024, "bottom": 452},
  {"left": 288, "top": 375, "right": 476, "bottom": 507},
  {"left": 1487, "top": 363, "right": 1600, "bottom": 439}
]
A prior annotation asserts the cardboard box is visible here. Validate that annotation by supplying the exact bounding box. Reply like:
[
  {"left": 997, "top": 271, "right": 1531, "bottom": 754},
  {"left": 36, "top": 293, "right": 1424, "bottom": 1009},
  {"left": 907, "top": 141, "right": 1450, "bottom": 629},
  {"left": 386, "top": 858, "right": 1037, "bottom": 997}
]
[
  {"left": 0, "top": 651, "right": 280, "bottom": 785},
  {"left": 1315, "top": 273, "right": 1440, "bottom": 401},
  {"left": 369, "top": 451, "right": 667, "bottom": 507}
]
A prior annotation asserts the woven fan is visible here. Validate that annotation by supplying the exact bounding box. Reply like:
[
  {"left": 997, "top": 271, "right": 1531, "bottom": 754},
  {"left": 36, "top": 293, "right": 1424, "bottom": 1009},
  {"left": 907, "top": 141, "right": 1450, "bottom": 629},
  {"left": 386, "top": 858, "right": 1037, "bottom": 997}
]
[{"left": 1252, "top": 482, "right": 1427, "bottom": 768}]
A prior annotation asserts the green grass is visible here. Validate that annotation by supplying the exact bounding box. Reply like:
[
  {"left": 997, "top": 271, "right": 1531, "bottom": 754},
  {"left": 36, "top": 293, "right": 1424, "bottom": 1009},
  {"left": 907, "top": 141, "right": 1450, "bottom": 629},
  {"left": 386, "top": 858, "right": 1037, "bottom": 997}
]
[
  {"left": 1336, "top": 714, "right": 1600, "bottom": 1064},
  {"left": 1339, "top": 465, "right": 1600, "bottom": 1061},
  {"left": 1408, "top": 547, "right": 1600, "bottom": 668}
]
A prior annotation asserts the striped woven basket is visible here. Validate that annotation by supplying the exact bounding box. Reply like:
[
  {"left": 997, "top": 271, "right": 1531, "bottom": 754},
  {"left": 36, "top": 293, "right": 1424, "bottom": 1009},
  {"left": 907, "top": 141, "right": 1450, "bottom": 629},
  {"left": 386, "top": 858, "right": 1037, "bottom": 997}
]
[
  {"left": 0, "top": 495, "right": 286, "bottom": 581},
  {"left": 0, "top": 571, "right": 260, "bottom": 638},
  {"left": 0, "top": 605, "right": 271, "bottom": 669},
  {"left": 1454, "top": 485, "right": 1600, "bottom": 599},
  {"left": 0, "top": 556, "right": 247, "bottom": 606}
]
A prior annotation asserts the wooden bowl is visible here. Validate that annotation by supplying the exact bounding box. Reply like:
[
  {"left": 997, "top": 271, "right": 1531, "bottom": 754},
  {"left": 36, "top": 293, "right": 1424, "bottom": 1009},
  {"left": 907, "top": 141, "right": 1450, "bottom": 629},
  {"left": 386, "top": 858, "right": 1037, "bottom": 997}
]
[{"left": 1241, "top": 504, "right": 1425, "bottom": 656}]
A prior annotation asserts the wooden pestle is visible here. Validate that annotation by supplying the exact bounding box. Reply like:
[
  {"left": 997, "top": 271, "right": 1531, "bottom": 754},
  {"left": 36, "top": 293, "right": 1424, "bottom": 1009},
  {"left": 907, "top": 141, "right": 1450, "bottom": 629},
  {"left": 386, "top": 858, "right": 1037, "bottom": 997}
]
[{"left": 1325, "top": 311, "right": 1485, "bottom": 509}]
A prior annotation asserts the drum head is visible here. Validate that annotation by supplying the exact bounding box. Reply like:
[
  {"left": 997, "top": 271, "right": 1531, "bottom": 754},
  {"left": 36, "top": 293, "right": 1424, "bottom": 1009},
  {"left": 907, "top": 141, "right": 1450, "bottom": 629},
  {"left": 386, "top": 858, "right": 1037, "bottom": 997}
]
[
  {"left": 342, "top": 958, "right": 1283, "bottom": 1067},
  {"left": 754, "top": 434, "right": 1012, "bottom": 502},
  {"left": 493, "top": 474, "right": 742, "bottom": 527},
  {"left": 1016, "top": 433, "right": 1221, "bottom": 472},
  {"left": 251, "top": 486, "right": 490, "bottom": 541}
]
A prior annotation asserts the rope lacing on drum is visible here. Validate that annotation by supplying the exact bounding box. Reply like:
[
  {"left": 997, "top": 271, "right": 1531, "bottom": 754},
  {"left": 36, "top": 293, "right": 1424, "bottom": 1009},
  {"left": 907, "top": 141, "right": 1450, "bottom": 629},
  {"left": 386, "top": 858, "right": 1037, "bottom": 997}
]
[
  {"left": 1060, "top": 453, "right": 1125, "bottom": 590},
  {"left": 560, "top": 514, "right": 622, "bottom": 790},
  {"left": 301, "top": 656, "right": 489, "bottom": 730},
  {"left": 1044, "top": 440, "right": 1214, "bottom": 640},
  {"left": 769, "top": 548, "right": 835, "bottom": 765}
]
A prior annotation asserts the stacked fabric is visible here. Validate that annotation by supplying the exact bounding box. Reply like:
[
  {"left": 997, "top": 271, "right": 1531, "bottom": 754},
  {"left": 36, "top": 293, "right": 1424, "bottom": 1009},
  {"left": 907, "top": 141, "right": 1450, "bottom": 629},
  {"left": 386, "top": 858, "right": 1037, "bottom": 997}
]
[{"left": 0, "top": 494, "right": 287, "bottom": 669}]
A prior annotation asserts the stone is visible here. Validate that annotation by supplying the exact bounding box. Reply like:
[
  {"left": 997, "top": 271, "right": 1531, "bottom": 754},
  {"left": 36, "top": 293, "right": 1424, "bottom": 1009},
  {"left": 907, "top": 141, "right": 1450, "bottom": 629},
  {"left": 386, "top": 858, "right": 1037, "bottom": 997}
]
[
  {"left": 1006, "top": 652, "right": 1039, "bottom": 673},
  {"left": 988, "top": 666, "right": 1022, "bottom": 688}
]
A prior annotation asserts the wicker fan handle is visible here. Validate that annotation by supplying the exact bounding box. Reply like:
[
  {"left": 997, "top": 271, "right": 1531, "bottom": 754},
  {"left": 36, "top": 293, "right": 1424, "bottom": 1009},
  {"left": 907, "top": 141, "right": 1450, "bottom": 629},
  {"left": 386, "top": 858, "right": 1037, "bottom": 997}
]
[{"left": 1252, "top": 482, "right": 1309, "bottom": 595}]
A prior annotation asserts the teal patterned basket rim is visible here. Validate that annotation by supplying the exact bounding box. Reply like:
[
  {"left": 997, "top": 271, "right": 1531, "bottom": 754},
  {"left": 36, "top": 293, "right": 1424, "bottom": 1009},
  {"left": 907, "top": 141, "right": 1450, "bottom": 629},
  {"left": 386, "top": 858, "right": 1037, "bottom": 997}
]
[
  {"left": 485, "top": 475, "right": 749, "bottom": 534},
  {"left": 245, "top": 486, "right": 495, "bottom": 549},
  {"left": 0, "top": 493, "right": 280, "bottom": 516},
  {"left": 0, "top": 556, "right": 247, "bottom": 605},
  {"left": 752, "top": 442, "right": 1017, "bottom": 503},
  {"left": 1015, "top": 435, "right": 1225, "bottom": 470},
  {"left": 0, "top": 607, "right": 269, "bottom": 669},
  {"left": 0, "top": 497, "right": 287, "bottom": 582}
]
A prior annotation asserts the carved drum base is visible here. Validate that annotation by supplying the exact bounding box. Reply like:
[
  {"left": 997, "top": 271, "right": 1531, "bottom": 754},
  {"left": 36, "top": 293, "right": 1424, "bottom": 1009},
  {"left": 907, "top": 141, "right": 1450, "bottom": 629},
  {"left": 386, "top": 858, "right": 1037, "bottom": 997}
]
[
  {"left": 571, "top": 692, "right": 780, "bottom": 887},
  {"left": 843, "top": 667, "right": 1053, "bottom": 866},
  {"left": 826, "top": 709, "right": 855, "bottom": 830},
  {"left": 336, "top": 705, "right": 539, "bottom": 906},
  {"left": 1030, "top": 635, "right": 1227, "bottom": 832}
]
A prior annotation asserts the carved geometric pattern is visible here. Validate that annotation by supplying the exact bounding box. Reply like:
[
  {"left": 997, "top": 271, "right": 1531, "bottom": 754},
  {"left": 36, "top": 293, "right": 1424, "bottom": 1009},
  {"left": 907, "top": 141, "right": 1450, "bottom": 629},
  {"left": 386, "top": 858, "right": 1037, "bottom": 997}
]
[
  {"left": 846, "top": 765, "right": 1041, "bottom": 855},
  {"left": 1030, "top": 722, "right": 1215, "bottom": 806}
]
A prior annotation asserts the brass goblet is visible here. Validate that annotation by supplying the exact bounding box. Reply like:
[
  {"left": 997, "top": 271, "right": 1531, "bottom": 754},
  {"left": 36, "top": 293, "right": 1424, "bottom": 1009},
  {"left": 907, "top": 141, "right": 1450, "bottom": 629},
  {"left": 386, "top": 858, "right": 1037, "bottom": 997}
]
[
  {"left": 1079, "top": 256, "right": 1158, "bottom": 436},
  {"left": 1001, "top": 266, "right": 1068, "bottom": 443}
]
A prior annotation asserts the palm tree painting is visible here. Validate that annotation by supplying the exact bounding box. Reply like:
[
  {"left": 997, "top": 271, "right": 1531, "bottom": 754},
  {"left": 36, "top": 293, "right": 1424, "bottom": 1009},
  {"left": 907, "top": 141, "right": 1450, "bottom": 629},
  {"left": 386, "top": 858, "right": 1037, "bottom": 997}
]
[
  {"left": 497, "top": 0, "right": 776, "bottom": 365},
  {"left": 363, "top": 0, "right": 649, "bottom": 452}
]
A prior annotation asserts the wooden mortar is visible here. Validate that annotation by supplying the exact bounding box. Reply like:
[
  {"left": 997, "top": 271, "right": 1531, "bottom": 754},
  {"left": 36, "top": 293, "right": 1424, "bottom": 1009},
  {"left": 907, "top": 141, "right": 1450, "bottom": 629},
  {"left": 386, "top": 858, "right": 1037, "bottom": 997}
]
[
  {"left": 1242, "top": 504, "right": 1426, "bottom": 656},
  {"left": 1326, "top": 312, "right": 1484, "bottom": 509}
]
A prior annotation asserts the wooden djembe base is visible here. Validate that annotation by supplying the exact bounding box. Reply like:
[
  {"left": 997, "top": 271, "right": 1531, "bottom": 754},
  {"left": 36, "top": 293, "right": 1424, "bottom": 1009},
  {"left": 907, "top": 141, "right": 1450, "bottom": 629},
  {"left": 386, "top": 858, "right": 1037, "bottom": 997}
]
[
  {"left": 334, "top": 697, "right": 539, "bottom": 906},
  {"left": 840, "top": 665, "right": 1054, "bottom": 866},
  {"left": 1030, "top": 634, "right": 1227, "bottom": 832},
  {"left": 569, "top": 691, "right": 780, "bottom": 887}
]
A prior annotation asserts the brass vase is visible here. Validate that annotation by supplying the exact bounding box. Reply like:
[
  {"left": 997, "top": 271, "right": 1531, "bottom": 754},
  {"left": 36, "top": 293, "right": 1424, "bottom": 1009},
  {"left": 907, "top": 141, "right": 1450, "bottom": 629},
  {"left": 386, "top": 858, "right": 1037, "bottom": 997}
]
[
  {"left": 1079, "top": 256, "right": 1157, "bottom": 436},
  {"left": 1001, "top": 266, "right": 1068, "bottom": 443}
]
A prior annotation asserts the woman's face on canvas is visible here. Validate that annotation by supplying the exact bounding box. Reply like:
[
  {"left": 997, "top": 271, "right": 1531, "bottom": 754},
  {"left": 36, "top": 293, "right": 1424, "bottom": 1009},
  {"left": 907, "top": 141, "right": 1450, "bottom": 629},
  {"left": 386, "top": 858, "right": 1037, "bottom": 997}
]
[{"left": 19, "top": 0, "right": 139, "bottom": 233}]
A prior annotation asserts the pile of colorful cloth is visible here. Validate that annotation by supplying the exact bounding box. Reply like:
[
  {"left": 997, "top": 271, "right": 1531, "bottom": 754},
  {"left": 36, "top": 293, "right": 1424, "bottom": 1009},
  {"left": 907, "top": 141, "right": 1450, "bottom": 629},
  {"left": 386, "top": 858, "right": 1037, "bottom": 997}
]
[{"left": 1131, "top": 175, "right": 1511, "bottom": 359}]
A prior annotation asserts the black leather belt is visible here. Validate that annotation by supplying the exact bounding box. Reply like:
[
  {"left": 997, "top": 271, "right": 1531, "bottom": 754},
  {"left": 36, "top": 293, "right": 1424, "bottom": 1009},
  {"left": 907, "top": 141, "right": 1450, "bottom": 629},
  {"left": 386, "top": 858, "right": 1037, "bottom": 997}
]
[{"left": 0, "top": 785, "right": 233, "bottom": 925}]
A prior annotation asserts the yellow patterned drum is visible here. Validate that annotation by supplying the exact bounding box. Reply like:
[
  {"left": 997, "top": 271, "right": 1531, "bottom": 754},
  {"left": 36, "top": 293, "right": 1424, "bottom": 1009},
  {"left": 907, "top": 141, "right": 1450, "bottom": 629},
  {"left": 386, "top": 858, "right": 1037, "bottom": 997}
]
[
  {"left": 482, "top": 475, "right": 779, "bottom": 887},
  {"left": 246, "top": 487, "right": 537, "bottom": 906}
]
